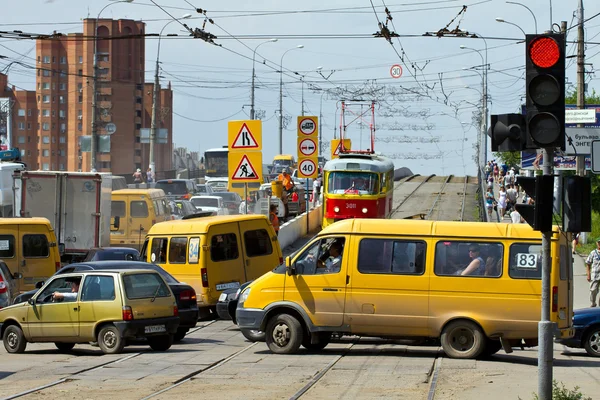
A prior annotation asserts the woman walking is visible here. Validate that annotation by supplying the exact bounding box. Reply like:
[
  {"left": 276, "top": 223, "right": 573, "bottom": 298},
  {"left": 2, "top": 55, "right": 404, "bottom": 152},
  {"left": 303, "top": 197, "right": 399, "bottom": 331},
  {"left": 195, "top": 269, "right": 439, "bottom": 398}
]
[{"left": 485, "top": 187, "right": 495, "bottom": 221}]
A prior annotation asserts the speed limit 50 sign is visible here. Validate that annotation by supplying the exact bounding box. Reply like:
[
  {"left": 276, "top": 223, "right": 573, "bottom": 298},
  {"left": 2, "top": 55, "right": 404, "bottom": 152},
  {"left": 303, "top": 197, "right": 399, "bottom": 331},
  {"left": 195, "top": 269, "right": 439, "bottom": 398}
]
[{"left": 297, "top": 157, "right": 318, "bottom": 179}]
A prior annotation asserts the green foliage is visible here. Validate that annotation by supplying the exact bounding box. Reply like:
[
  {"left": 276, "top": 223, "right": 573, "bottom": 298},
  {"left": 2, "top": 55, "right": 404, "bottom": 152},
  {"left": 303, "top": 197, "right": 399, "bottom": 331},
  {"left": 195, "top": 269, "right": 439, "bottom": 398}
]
[
  {"left": 492, "top": 151, "right": 521, "bottom": 168},
  {"left": 525, "top": 380, "right": 592, "bottom": 400},
  {"left": 577, "top": 211, "right": 600, "bottom": 254},
  {"left": 565, "top": 88, "right": 600, "bottom": 105}
]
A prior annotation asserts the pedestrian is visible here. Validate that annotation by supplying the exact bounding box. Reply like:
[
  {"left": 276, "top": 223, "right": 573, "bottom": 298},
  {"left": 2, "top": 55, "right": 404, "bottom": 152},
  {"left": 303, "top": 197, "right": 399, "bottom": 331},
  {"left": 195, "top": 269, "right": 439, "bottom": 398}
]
[
  {"left": 132, "top": 168, "right": 143, "bottom": 183},
  {"left": 312, "top": 176, "right": 322, "bottom": 207},
  {"left": 269, "top": 204, "right": 280, "bottom": 236},
  {"left": 146, "top": 167, "right": 154, "bottom": 183},
  {"left": 238, "top": 198, "right": 247, "bottom": 215},
  {"left": 497, "top": 185, "right": 507, "bottom": 219},
  {"left": 585, "top": 238, "right": 600, "bottom": 307},
  {"left": 493, "top": 164, "right": 499, "bottom": 183},
  {"left": 572, "top": 233, "right": 580, "bottom": 255},
  {"left": 510, "top": 209, "right": 524, "bottom": 224},
  {"left": 506, "top": 184, "right": 518, "bottom": 214},
  {"left": 485, "top": 162, "right": 492, "bottom": 180},
  {"left": 485, "top": 187, "right": 495, "bottom": 221}
]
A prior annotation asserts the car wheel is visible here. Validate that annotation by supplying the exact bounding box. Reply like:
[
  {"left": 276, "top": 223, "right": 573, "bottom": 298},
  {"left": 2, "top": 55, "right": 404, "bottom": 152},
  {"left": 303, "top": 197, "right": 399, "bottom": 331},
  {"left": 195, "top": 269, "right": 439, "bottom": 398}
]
[
  {"left": 3, "top": 324, "right": 27, "bottom": 354},
  {"left": 55, "top": 342, "right": 76, "bottom": 352},
  {"left": 302, "top": 332, "right": 331, "bottom": 351},
  {"left": 265, "top": 314, "right": 303, "bottom": 354},
  {"left": 440, "top": 320, "right": 485, "bottom": 359},
  {"left": 241, "top": 329, "right": 266, "bottom": 342},
  {"left": 174, "top": 329, "right": 188, "bottom": 342},
  {"left": 148, "top": 334, "right": 173, "bottom": 351},
  {"left": 97, "top": 325, "right": 125, "bottom": 355},
  {"left": 584, "top": 327, "right": 600, "bottom": 357}
]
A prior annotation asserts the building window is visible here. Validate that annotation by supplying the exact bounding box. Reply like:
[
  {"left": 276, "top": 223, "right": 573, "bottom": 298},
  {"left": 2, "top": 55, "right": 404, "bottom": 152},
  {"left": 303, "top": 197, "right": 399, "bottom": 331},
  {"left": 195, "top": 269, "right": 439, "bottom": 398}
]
[
  {"left": 52, "top": 137, "right": 56, "bottom": 144},
  {"left": 27, "top": 109, "right": 31, "bottom": 116},
  {"left": 27, "top": 123, "right": 31, "bottom": 130},
  {"left": 59, "top": 83, "right": 66, "bottom": 90},
  {"left": 52, "top": 110, "right": 56, "bottom": 117},
  {"left": 18, "top": 136, "right": 26, "bottom": 144},
  {"left": 42, "top": 150, "right": 49, "bottom": 157},
  {"left": 42, "top": 56, "right": 50, "bottom": 64},
  {"left": 97, "top": 68, "right": 109, "bottom": 76},
  {"left": 134, "top": 149, "right": 141, "bottom": 156},
  {"left": 59, "top": 149, "right": 65, "bottom": 156},
  {"left": 42, "top": 95, "right": 50, "bottom": 103},
  {"left": 59, "top": 70, "right": 66, "bottom": 78},
  {"left": 78, "top": 83, "right": 83, "bottom": 90},
  {"left": 78, "top": 69, "right": 83, "bottom": 76},
  {"left": 51, "top": 56, "right": 55, "bottom": 63},
  {"left": 135, "top": 97, "right": 142, "bottom": 104},
  {"left": 136, "top": 110, "right": 142, "bottom": 117},
  {"left": 17, "top": 109, "right": 25, "bottom": 116},
  {"left": 59, "top": 96, "right": 65, "bottom": 104},
  {"left": 78, "top": 95, "right": 83, "bottom": 104},
  {"left": 60, "top": 123, "right": 66, "bottom": 132},
  {"left": 98, "top": 54, "right": 109, "bottom": 62},
  {"left": 59, "top": 56, "right": 66, "bottom": 64},
  {"left": 59, "top": 136, "right": 66, "bottom": 144},
  {"left": 42, "top": 163, "right": 49, "bottom": 171},
  {"left": 135, "top": 136, "right": 140, "bottom": 143},
  {"left": 42, "top": 109, "right": 50, "bottom": 117},
  {"left": 17, "top": 122, "right": 25, "bottom": 130},
  {"left": 136, "top": 123, "right": 141, "bottom": 130},
  {"left": 42, "top": 69, "right": 51, "bottom": 77},
  {"left": 42, "top": 82, "right": 50, "bottom": 90},
  {"left": 42, "top": 123, "right": 50, "bottom": 131},
  {"left": 27, "top": 136, "right": 31, "bottom": 143},
  {"left": 59, "top": 164, "right": 65, "bottom": 171},
  {"left": 59, "top": 110, "right": 65, "bottom": 119},
  {"left": 42, "top": 136, "right": 50, "bottom": 144},
  {"left": 101, "top": 161, "right": 110, "bottom": 169},
  {"left": 20, "top": 149, "right": 25, "bottom": 157},
  {"left": 77, "top": 123, "right": 82, "bottom": 131},
  {"left": 79, "top": 56, "right": 83, "bottom": 64}
]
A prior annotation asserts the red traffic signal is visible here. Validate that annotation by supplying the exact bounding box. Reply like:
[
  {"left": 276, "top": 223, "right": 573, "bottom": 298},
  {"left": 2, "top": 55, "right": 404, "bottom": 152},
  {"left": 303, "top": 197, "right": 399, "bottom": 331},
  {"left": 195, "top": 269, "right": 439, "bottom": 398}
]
[{"left": 529, "top": 37, "right": 560, "bottom": 68}]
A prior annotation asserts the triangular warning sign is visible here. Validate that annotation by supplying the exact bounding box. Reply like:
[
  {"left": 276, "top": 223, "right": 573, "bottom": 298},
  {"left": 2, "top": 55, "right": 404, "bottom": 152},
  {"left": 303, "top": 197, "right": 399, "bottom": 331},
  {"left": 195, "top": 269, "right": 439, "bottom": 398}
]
[
  {"left": 232, "top": 155, "right": 259, "bottom": 180},
  {"left": 231, "top": 123, "right": 259, "bottom": 149},
  {"left": 333, "top": 142, "right": 343, "bottom": 156}
]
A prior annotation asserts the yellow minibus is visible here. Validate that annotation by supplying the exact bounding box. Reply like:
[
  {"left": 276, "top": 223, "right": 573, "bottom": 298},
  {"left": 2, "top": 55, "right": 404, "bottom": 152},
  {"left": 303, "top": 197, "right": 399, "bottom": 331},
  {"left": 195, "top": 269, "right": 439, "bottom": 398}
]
[{"left": 236, "top": 218, "right": 574, "bottom": 358}]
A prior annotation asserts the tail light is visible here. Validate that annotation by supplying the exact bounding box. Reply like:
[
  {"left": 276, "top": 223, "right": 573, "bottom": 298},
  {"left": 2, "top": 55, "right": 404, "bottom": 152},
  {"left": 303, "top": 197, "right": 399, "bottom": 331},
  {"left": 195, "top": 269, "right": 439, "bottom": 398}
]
[
  {"left": 179, "top": 289, "right": 197, "bottom": 302},
  {"left": 55, "top": 262, "right": 61, "bottom": 271},
  {"left": 173, "top": 305, "right": 179, "bottom": 317},
  {"left": 122, "top": 306, "right": 133, "bottom": 321},
  {"left": 201, "top": 268, "right": 209, "bottom": 288},
  {"left": 182, "top": 193, "right": 191, "bottom": 200},
  {"left": 152, "top": 219, "right": 156, "bottom": 225},
  {"left": 0, "top": 277, "right": 6, "bottom": 294},
  {"left": 552, "top": 286, "right": 558, "bottom": 313},
  {"left": 279, "top": 256, "right": 283, "bottom": 264}
]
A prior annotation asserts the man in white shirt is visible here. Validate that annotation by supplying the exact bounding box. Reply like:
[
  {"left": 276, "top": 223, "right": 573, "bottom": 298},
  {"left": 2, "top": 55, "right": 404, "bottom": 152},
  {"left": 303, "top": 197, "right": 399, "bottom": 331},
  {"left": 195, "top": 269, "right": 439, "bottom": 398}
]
[
  {"left": 53, "top": 277, "right": 81, "bottom": 302},
  {"left": 510, "top": 209, "right": 524, "bottom": 224},
  {"left": 506, "top": 184, "right": 518, "bottom": 213}
]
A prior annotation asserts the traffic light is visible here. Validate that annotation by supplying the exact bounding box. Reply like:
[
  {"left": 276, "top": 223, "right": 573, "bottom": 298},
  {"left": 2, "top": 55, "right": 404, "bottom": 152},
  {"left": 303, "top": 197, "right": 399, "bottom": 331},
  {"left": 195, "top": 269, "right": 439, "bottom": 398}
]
[
  {"left": 489, "top": 113, "right": 526, "bottom": 152},
  {"left": 562, "top": 176, "right": 591, "bottom": 233},
  {"left": 515, "top": 175, "right": 554, "bottom": 232},
  {"left": 525, "top": 33, "right": 566, "bottom": 150}
]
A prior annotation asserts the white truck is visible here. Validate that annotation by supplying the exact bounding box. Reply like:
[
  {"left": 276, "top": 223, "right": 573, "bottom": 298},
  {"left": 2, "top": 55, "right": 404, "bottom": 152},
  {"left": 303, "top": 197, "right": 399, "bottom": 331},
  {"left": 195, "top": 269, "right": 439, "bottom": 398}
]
[
  {"left": 13, "top": 171, "right": 112, "bottom": 263},
  {"left": 0, "top": 162, "right": 25, "bottom": 217}
]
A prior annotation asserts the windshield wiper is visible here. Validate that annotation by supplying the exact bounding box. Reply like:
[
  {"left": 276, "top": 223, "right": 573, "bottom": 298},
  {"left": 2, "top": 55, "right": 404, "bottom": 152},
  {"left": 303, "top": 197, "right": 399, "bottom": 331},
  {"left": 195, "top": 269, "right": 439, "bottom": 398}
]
[{"left": 151, "top": 283, "right": 161, "bottom": 302}]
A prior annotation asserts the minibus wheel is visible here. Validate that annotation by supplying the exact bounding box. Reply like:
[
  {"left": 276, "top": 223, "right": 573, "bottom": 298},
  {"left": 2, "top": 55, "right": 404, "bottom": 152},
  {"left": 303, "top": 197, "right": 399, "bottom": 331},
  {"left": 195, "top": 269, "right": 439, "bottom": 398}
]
[
  {"left": 441, "top": 320, "right": 485, "bottom": 359},
  {"left": 265, "top": 314, "right": 303, "bottom": 354}
]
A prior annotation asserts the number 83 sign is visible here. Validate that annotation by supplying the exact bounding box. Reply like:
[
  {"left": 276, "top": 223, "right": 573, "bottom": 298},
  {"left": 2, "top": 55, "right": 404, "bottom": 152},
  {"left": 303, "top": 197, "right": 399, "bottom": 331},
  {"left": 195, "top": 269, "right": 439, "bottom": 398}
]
[{"left": 298, "top": 157, "right": 318, "bottom": 179}]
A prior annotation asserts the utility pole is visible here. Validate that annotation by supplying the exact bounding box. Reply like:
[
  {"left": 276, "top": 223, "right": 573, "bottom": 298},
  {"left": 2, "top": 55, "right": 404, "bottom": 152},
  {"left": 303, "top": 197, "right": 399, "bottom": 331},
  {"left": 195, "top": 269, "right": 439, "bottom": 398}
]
[
  {"left": 576, "top": 0, "right": 586, "bottom": 177},
  {"left": 90, "top": 19, "right": 99, "bottom": 172},
  {"left": 301, "top": 77, "right": 305, "bottom": 116},
  {"left": 149, "top": 57, "right": 160, "bottom": 176}
]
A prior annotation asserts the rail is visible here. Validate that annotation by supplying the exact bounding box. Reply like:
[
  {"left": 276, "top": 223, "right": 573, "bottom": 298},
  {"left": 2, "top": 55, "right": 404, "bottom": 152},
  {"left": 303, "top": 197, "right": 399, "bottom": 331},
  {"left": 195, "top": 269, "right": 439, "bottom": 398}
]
[
  {"left": 391, "top": 174, "right": 436, "bottom": 217},
  {"left": 425, "top": 175, "right": 454, "bottom": 220}
]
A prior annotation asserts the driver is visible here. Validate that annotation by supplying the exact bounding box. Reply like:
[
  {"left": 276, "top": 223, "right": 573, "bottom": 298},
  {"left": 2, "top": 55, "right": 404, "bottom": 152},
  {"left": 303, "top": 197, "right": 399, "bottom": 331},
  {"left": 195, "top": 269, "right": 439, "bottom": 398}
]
[
  {"left": 53, "top": 277, "right": 81, "bottom": 301},
  {"left": 317, "top": 241, "right": 343, "bottom": 273}
]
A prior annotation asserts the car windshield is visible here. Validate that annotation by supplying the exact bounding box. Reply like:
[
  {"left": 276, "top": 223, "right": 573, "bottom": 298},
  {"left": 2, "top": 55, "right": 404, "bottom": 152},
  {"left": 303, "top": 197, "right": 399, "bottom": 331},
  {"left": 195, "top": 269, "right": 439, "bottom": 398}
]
[
  {"left": 206, "top": 181, "right": 228, "bottom": 190},
  {"left": 191, "top": 198, "right": 219, "bottom": 208},
  {"left": 196, "top": 185, "right": 207, "bottom": 193},
  {"left": 156, "top": 181, "right": 188, "bottom": 195},
  {"left": 214, "top": 193, "right": 237, "bottom": 202},
  {"left": 327, "top": 171, "right": 379, "bottom": 195}
]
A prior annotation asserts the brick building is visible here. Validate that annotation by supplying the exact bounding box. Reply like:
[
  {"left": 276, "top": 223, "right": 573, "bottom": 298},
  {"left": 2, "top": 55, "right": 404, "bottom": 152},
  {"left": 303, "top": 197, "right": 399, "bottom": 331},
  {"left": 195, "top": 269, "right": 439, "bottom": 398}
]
[{"left": 2, "top": 18, "right": 173, "bottom": 174}]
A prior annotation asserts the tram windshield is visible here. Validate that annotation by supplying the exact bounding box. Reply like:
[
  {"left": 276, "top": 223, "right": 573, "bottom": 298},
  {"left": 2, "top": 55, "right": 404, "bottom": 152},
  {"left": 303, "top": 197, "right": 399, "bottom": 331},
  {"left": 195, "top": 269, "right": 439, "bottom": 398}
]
[{"left": 327, "top": 171, "right": 379, "bottom": 195}]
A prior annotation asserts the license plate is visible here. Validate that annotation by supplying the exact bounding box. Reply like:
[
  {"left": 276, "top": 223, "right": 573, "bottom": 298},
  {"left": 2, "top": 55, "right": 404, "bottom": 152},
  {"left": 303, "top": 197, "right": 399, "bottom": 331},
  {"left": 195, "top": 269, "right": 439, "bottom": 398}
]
[
  {"left": 216, "top": 282, "right": 240, "bottom": 291},
  {"left": 144, "top": 325, "right": 166, "bottom": 334}
]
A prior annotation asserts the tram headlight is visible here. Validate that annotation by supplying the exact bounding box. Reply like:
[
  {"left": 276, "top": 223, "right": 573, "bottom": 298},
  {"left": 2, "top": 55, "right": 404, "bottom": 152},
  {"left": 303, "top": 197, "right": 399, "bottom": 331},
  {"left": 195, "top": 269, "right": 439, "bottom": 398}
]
[
  {"left": 362, "top": 207, "right": 368, "bottom": 214},
  {"left": 334, "top": 206, "right": 340, "bottom": 213}
]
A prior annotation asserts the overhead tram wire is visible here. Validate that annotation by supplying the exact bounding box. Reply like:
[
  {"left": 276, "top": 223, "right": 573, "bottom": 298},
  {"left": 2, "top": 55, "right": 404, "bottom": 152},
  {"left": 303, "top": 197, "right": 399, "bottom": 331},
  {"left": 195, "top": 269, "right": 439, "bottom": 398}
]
[{"left": 173, "top": 109, "right": 244, "bottom": 123}]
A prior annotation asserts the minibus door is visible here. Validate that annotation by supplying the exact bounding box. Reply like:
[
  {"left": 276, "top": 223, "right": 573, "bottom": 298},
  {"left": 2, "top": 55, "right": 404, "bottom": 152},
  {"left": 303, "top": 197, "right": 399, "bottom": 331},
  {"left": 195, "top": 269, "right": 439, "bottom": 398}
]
[
  {"left": 237, "top": 221, "right": 278, "bottom": 281},
  {"left": 284, "top": 237, "right": 347, "bottom": 327}
]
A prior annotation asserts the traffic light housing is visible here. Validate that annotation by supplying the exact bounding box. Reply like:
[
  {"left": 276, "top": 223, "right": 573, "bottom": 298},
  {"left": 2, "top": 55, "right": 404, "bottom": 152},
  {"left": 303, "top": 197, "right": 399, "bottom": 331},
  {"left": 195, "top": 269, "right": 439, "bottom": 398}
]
[
  {"left": 525, "top": 33, "right": 566, "bottom": 150},
  {"left": 489, "top": 113, "right": 526, "bottom": 152},
  {"left": 515, "top": 175, "right": 554, "bottom": 232},
  {"left": 562, "top": 176, "right": 591, "bottom": 233}
]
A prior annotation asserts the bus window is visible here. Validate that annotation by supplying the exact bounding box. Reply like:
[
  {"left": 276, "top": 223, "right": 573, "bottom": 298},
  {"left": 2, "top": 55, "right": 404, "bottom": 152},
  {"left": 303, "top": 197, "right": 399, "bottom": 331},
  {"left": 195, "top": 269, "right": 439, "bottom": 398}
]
[
  {"left": 509, "top": 243, "right": 542, "bottom": 279},
  {"left": 357, "top": 238, "right": 426, "bottom": 275},
  {"left": 434, "top": 241, "right": 503, "bottom": 278}
]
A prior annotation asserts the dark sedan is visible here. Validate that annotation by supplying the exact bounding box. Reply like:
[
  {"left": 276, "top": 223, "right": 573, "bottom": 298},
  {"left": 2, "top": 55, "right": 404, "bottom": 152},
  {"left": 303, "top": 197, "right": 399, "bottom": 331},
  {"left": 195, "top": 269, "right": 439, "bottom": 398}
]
[
  {"left": 558, "top": 307, "right": 600, "bottom": 357},
  {"left": 13, "top": 261, "right": 198, "bottom": 341},
  {"left": 83, "top": 247, "right": 140, "bottom": 262},
  {"left": 216, "top": 281, "right": 264, "bottom": 342}
]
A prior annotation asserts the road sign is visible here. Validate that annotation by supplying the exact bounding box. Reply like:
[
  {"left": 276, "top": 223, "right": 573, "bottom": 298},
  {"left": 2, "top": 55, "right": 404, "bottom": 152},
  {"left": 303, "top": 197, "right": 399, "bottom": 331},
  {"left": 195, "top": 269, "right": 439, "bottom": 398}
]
[
  {"left": 229, "top": 152, "right": 262, "bottom": 182},
  {"left": 566, "top": 109, "right": 596, "bottom": 124},
  {"left": 592, "top": 141, "right": 600, "bottom": 174},
  {"left": 521, "top": 150, "right": 591, "bottom": 170},
  {"left": 297, "top": 157, "right": 318, "bottom": 179},
  {"left": 297, "top": 116, "right": 318, "bottom": 137},
  {"left": 105, "top": 123, "right": 117, "bottom": 135},
  {"left": 564, "top": 127, "right": 600, "bottom": 155},
  {"left": 298, "top": 137, "right": 317, "bottom": 157},
  {"left": 390, "top": 64, "right": 403, "bottom": 79},
  {"left": 228, "top": 120, "right": 262, "bottom": 151},
  {"left": 330, "top": 139, "right": 352, "bottom": 159}
]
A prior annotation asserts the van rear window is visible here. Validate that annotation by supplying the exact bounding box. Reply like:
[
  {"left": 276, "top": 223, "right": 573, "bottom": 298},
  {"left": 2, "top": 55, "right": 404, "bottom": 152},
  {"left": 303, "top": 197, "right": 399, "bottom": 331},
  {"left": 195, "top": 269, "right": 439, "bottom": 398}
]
[
  {"left": 509, "top": 243, "right": 542, "bottom": 280},
  {"left": 130, "top": 201, "right": 149, "bottom": 218},
  {"left": 0, "top": 235, "right": 15, "bottom": 258},
  {"left": 156, "top": 182, "right": 188, "bottom": 195},
  {"left": 123, "top": 273, "right": 170, "bottom": 299},
  {"left": 112, "top": 201, "right": 126, "bottom": 217}
]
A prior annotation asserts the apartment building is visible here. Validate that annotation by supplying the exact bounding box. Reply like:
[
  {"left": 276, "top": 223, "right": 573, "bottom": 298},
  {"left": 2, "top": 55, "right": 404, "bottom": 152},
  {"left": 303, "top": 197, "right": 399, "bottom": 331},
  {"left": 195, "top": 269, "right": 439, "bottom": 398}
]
[{"left": 9, "top": 18, "right": 173, "bottom": 174}]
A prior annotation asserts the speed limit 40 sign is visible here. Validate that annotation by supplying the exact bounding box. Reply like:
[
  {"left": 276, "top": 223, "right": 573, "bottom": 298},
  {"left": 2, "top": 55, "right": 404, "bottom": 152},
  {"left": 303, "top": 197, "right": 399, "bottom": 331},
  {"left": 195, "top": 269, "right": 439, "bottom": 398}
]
[{"left": 297, "top": 157, "right": 318, "bottom": 179}]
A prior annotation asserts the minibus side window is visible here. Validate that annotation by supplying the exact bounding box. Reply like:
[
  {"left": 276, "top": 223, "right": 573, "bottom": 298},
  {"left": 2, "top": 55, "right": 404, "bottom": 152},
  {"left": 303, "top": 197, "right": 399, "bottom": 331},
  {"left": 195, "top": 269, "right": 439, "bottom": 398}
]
[
  {"left": 434, "top": 241, "right": 503, "bottom": 278},
  {"left": 169, "top": 237, "right": 188, "bottom": 264},
  {"left": 211, "top": 234, "right": 239, "bottom": 262},
  {"left": 508, "top": 243, "right": 542, "bottom": 280},
  {"left": 357, "top": 238, "right": 426, "bottom": 275},
  {"left": 244, "top": 229, "right": 273, "bottom": 257},
  {"left": 0, "top": 235, "right": 15, "bottom": 258},
  {"left": 150, "top": 237, "right": 168, "bottom": 264}
]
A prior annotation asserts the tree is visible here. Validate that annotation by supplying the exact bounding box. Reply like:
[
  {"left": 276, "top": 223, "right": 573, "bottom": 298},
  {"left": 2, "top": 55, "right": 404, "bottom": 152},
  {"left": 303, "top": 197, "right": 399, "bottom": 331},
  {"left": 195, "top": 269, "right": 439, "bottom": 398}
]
[
  {"left": 565, "top": 88, "right": 600, "bottom": 105},
  {"left": 493, "top": 151, "right": 521, "bottom": 168}
]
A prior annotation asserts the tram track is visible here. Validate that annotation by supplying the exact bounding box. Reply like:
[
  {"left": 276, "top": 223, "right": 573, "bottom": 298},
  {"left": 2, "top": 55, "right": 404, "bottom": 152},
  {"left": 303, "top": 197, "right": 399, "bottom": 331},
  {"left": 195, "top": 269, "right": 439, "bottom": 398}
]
[
  {"left": 460, "top": 175, "right": 469, "bottom": 222},
  {"left": 1, "top": 320, "right": 218, "bottom": 400},
  {"left": 425, "top": 175, "right": 454, "bottom": 220},
  {"left": 391, "top": 174, "right": 436, "bottom": 218}
]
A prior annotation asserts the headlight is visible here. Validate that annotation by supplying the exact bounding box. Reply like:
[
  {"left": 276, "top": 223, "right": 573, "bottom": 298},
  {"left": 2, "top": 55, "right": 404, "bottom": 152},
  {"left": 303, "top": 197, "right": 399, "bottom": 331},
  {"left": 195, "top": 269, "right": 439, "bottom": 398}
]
[
  {"left": 238, "top": 287, "right": 251, "bottom": 304},
  {"left": 218, "top": 293, "right": 228, "bottom": 302},
  {"left": 362, "top": 207, "right": 368, "bottom": 214},
  {"left": 334, "top": 206, "right": 340, "bottom": 213}
]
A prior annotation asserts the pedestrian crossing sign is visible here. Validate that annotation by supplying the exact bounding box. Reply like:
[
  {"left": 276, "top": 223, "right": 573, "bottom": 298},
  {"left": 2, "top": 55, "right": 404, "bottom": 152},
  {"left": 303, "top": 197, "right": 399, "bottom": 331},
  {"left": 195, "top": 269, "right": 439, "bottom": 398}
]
[
  {"left": 228, "top": 120, "right": 262, "bottom": 151},
  {"left": 331, "top": 139, "right": 352, "bottom": 159},
  {"left": 229, "top": 152, "right": 262, "bottom": 182}
]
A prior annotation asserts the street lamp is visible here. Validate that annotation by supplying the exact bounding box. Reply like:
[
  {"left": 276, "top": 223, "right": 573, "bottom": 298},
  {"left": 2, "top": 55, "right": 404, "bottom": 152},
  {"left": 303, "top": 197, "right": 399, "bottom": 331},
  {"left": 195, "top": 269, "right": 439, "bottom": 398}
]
[
  {"left": 506, "top": 1, "right": 538, "bottom": 33},
  {"left": 91, "top": 0, "right": 134, "bottom": 172},
  {"left": 149, "top": 13, "right": 192, "bottom": 177},
  {"left": 251, "top": 38, "right": 278, "bottom": 120},
  {"left": 495, "top": 17, "right": 526, "bottom": 37},
  {"left": 278, "top": 45, "right": 304, "bottom": 155}
]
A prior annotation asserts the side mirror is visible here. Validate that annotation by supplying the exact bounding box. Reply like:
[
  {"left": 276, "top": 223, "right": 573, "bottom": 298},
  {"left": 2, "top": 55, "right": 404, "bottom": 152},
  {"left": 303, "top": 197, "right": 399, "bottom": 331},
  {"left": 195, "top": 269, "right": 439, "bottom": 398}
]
[
  {"left": 285, "top": 256, "right": 296, "bottom": 276},
  {"left": 58, "top": 243, "right": 65, "bottom": 255},
  {"left": 112, "top": 216, "right": 120, "bottom": 230},
  {"left": 27, "top": 298, "right": 34, "bottom": 305},
  {"left": 35, "top": 281, "right": 44, "bottom": 289},
  {"left": 12, "top": 272, "right": 23, "bottom": 279}
]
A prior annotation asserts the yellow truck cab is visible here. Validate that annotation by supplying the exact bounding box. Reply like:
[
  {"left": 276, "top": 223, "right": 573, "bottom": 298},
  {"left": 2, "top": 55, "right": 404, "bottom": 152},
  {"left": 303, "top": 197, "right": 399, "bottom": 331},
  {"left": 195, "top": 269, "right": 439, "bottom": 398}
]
[
  {"left": 141, "top": 215, "right": 282, "bottom": 319},
  {"left": 110, "top": 189, "right": 172, "bottom": 251},
  {"left": 0, "top": 218, "right": 61, "bottom": 292},
  {"left": 272, "top": 155, "right": 296, "bottom": 173},
  {"left": 237, "top": 218, "right": 574, "bottom": 358}
]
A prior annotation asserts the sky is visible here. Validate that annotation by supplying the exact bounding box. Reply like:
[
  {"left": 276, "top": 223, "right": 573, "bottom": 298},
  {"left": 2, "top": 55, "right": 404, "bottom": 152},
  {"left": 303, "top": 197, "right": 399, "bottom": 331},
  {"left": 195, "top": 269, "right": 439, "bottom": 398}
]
[{"left": 2, "top": 0, "right": 600, "bottom": 176}]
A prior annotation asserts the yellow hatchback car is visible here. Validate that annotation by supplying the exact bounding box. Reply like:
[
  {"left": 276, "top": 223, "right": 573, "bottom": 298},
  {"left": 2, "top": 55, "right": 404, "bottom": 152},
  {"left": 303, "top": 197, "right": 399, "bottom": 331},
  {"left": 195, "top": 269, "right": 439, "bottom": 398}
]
[{"left": 0, "top": 270, "right": 180, "bottom": 354}]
